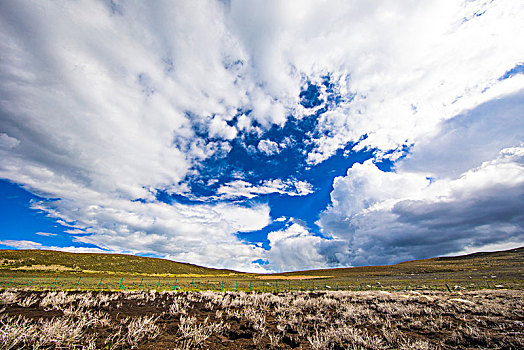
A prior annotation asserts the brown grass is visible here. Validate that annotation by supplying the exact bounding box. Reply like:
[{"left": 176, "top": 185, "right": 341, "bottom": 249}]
[{"left": 1, "top": 289, "right": 523, "bottom": 349}]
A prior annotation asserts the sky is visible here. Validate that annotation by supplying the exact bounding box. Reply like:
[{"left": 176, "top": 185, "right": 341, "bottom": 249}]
[{"left": 0, "top": 0, "right": 523, "bottom": 272}]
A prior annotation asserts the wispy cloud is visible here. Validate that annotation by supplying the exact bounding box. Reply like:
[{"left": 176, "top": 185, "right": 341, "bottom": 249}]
[
  {"left": 0, "top": 240, "right": 107, "bottom": 254},
  {"left": 216, "top": 179, "right": 313, "bottom": 199},
  {"left": 35, "top": 232, "right": 57, "bottom": 237}
]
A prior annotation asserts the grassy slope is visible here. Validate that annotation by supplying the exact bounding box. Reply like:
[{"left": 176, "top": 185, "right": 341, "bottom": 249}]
[
  {"left": 0, "top": 247, "right": 522, "bottom": 282},
  {"left": 0, "top": 249, "right": 240, "bottom": 276}
]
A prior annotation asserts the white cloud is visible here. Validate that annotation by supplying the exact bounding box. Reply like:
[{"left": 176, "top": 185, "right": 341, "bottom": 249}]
[
  {"left": 27, "top": 194, "right": 270, "bottom": 270},
  {"left": 257, "top": 139, "right": 280, "bottom": 156},
  {"left": 51, "top": 246, "right": 109, "bottom": 254},
  {"left": 0, "top": 240, "right": 109, "bottom": 253},
  {"left": 318, "top": 144, "right": 524, "bottom": 266},
  {"left": 0, "top": 1, "right": 279, "bottom": 271},
  {"left": 325, "top": 160, "right": 430, "bottom": 220},
  {"left": 266, "top": 223, "right": 345, "bottom": 272},
  {"left": 236, "top": 114, "right": 252, "bottom": 131},
  {"left": 216, "top": 179, "right": 313, "bottom": 199},
  {"left": 292, "top": 0, "right": 524, "bottom": 164},
  {"left": 1, "top": 2, "right": 522, "bottom": 168},
  {"left": 208, "top": 116, "right": 237, "bottom": 140},
  {"left": 0, "top": 240, "right": 43, "bottom": 250},
  {"left": 35, "top": 232, "right": 57, "bottom": 237}
]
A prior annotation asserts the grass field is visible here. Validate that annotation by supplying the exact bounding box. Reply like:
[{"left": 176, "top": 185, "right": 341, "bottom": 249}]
[
  {"left": 1, "top": 247, "right": 522, "bottom": 292},
  {"left": 1, "top": 247, "right": 523, "bottom": 292}
]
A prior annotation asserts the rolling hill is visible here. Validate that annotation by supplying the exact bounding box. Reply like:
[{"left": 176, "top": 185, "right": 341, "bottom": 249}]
[
  {"left": 274, "top": 246, "right": 524, "bottom": 286},
  {"left": 0, "top": 247, "right": 522, "bottom": 284},
  {"left": 0, "top": 249, "right": 240, "bottom": 276}
]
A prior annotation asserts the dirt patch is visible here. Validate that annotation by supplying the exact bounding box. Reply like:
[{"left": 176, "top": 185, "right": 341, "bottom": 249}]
[
  {"left": 12, "top": 264, "right": 78, "bottom": 272},
  {"left": 255, "top": 275, "right": 332, "bottom": 280}
]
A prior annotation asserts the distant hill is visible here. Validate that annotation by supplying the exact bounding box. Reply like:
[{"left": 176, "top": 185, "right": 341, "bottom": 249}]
[
  {"left": 274, "top": 246, "right": 524, "bottom": 279},
  {"left": 0, "top": 247, "right": 522, "bottom": 281},
  {"left": 0, "top": 249, "right": 241, "bottom": 276}
]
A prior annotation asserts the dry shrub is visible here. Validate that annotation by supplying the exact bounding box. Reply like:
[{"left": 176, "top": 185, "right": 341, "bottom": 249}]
[
  {"left": 1, "top": 289, "right": 522, "bottom": 349},
  {"left": 0, "top": 290, "right": 19, "bottom": 306},
  {"left": 0, "top": 313, "right": 97, "bottom": 350},
  {"left": 177, "top": 315, "right": 225, "bottom": 349}
]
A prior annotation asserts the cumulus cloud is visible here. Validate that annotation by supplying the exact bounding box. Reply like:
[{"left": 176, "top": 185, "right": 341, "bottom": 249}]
[
  {"left": 257, "top": 139, "right": 280, "bottom": 156},
  {"left": 208, "top": 116, "right": 237, "bottom": 140},
  {"left": 318, "top": 145, "right": 524, "bottom": 266},
  {"left": 266, "top": 223, "right": 346, "bottom": 272}
]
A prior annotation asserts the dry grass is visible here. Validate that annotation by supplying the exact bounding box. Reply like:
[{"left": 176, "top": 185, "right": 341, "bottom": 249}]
[{"left": 0, "top": 288, "right": 522, "bottom": 349}]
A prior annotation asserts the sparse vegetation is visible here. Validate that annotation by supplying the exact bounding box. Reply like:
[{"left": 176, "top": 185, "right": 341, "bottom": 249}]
[
  {"left": 0, "top": 289, "right": 523, "bottom": 349},
  {"left": 1, "top": 247, "right": 523, "bottom": 291}
]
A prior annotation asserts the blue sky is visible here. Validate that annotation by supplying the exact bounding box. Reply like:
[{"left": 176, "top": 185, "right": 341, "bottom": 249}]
[{"left": 0, "top": 0, "right": 523, "bottom": 272}]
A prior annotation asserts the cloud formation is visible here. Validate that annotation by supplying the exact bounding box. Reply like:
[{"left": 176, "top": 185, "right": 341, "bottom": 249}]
[
  {"left": 257, "top": 140, "right": 280, "bottom": 156},
  {"left": 266, "top": 222, "right": 346, "bottom": 272},
  {"left": 26, "top": 191, "right": 271, "bottom": 271},
  {"left": 318, "top": 143, "right": 524, "bottom": 266},
  {"left": 0, "top": 0, "right": 523, "bottom": 271}
]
